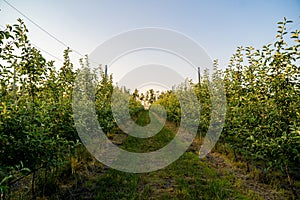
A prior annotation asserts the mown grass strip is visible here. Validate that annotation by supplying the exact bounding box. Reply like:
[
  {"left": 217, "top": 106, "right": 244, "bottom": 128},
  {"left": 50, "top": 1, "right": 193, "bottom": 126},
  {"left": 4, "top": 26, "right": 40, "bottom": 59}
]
[{"left": 92, "top": 110, "right": 247, "bottom": 199}]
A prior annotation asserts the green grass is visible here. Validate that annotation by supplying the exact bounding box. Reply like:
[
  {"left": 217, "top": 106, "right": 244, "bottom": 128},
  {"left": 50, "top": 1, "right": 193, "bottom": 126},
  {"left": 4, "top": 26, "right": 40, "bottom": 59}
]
[
  {"left": 90, "top": 152, "right": 248, "bottom": 200},
  {"left": 122, "top": 110, "right": 175, "bottom": 153},
  {"left": 89, "top": 110, "right": 248, "bottom": 199}
]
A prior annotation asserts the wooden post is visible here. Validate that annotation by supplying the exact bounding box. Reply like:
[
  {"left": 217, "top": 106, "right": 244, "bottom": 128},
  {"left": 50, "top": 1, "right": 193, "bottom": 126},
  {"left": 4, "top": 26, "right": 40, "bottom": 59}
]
[
  {"left": 198, "top": 67, "right": 201, "bottom": 87},
  {"left": 104, "top": 65, "right": 108, "bottom": 79},
  {"left": 198, "top": 67, "right": 201, "bottom": 141}
]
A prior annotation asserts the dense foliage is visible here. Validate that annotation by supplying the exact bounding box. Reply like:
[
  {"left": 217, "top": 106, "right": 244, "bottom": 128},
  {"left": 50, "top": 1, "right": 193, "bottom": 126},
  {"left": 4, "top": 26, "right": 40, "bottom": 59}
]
[
  {"left": 0, "top": 19, "right": 143, "bottom": 198},
  {"left": 153, "top": 18, "right": 300, "bottom": 191},
  {"left": 0, "top": 19, "right": 75, "bottom": 197},
  {"left": 223, "top": 18, "right": 300, "bottom": 191}
]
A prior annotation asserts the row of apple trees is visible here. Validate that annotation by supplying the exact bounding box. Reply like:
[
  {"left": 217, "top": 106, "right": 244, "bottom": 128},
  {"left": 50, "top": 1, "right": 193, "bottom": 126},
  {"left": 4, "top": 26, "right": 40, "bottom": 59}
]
[
  {"left": 152, "top": 19, "right": 300, "bottom": 191},
  {"left": 222, "top": 18, "right": 300, "bottom": 191},
  {"left": 0, "top": 19, "right": 143, "bottom": 198}
]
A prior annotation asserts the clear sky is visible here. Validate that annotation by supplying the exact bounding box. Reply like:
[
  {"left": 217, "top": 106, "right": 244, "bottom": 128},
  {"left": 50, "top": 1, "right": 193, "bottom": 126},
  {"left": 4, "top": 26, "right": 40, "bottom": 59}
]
[{"left": 0, "top": 0, "right": 299, "bottom": 90}]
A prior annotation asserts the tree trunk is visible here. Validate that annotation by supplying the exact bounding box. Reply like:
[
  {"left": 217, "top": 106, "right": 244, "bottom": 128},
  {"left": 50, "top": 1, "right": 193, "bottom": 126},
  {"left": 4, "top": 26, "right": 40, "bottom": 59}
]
[{"left": 32, "top": 171, "right": 36, "bottom": 200}]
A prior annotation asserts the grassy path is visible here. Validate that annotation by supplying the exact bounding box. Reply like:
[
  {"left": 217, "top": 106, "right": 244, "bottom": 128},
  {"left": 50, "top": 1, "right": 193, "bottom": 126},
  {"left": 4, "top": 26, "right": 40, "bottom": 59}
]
[
  {"left": 57, "top": 110, "right": 286, "bottom": 199},
  {"left": 78, "top": 110, "right": 247, "bottom": 199}
]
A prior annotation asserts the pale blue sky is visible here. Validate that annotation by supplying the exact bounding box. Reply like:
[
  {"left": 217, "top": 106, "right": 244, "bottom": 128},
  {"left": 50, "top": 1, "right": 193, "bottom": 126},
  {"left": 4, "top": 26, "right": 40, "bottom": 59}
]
[{"left": 0, "top": 0, "right": 299, "bottom": 87}]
